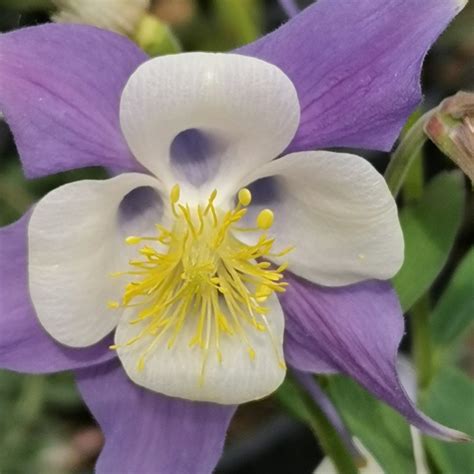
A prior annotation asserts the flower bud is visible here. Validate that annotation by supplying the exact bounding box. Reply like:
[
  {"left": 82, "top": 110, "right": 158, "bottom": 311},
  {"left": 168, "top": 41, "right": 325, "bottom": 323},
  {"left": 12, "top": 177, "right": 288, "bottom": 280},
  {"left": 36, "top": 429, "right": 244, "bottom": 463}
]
[
  {"left": 52, "top": 0, "right": 150, "bottom": 37},
  {"left": 424, "top": 91, "right": 474, "bottom": 182}
]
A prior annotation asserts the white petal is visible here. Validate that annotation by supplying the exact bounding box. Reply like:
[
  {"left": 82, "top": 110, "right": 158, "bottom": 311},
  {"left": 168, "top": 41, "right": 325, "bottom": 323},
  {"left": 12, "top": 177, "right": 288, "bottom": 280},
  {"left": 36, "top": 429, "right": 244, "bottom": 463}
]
[
  {"left": 120, "top": 52, "right": 300, "bottom": 202},
  {"left": 29, "top": 173, "right": 162, "bottom": 347},
  {"left": 115, "top": 293, "right": 286, "bottom": 404},
  {"left": 239, "top": 152, "right": 404, "bottom": 286}
]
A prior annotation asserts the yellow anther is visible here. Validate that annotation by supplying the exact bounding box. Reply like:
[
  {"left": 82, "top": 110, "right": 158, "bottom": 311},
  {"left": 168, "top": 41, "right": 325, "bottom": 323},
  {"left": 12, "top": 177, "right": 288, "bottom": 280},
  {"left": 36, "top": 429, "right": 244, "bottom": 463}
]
[
  {"left": 107, "top": 300, "right": 120, "bottom": 309},
  {"left": 169, "top": 184, "right": 181, "bottom": 217},
  {"left": 256, "top": 285, "right": 272, "bottom": 302},
  {"left": 140, "top": 247, "right": 157, "bottom": 257},
  {"left": 276, "top": 262, "right": 289, "bottom": 273},
  {"left": 125, "top": 236, "right": 142, "bottom": 245},
  {"left": 170, "top": 184, "right": 181, "bottom": 203},
  {"left": 238, "top": 188, "right": 252, "bottom": 207},
  {"left": 256, "top": 209, "right": 274, "bottom": 230},
  {"left": 209, "top": 189, "right": 218, "bottom": 202}
]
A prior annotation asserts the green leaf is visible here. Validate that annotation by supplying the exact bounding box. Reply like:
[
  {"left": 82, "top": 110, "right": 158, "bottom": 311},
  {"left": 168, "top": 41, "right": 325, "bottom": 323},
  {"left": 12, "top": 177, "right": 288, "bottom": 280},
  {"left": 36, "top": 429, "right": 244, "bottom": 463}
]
[
  {"left": 422, "top": 367, "right": 474, "bottom": 474},
  {"left": 430, "top": 249, "right": 474, "bottom": 351},
  {"left": 393, "top": 171, "right": 465, "bottom": 312},
  {"left": 327, "top": 375, "right": 416, "bottom": 474}
]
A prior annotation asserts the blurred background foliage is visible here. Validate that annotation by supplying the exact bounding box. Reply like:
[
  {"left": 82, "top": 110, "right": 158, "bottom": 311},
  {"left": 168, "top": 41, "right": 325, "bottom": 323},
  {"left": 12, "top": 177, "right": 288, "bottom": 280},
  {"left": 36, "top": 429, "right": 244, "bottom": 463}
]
[{"left": 0, "top": 1, "right": 473, "bottom": 473}]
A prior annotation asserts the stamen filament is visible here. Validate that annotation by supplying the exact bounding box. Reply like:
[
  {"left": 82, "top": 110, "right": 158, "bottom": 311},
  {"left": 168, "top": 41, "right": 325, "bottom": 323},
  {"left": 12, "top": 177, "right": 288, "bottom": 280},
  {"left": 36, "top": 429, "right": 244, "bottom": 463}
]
[{"left": 110, "top": 186, "right": 291, "bottom": 384}]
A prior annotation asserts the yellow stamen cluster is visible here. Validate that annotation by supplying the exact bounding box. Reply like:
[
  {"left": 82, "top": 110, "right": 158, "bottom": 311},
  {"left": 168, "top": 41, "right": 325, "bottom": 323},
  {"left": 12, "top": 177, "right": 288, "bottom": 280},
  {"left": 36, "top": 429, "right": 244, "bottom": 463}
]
[{"left": 109, "top": 185, "right": 292, "bottom": 381}]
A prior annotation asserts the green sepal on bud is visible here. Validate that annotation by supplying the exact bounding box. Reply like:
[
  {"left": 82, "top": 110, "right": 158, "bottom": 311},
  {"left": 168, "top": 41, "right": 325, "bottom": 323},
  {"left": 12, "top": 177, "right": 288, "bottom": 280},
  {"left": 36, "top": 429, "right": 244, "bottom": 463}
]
[{"left": 424, "top": 91, "right": 474, "bottom": 183}]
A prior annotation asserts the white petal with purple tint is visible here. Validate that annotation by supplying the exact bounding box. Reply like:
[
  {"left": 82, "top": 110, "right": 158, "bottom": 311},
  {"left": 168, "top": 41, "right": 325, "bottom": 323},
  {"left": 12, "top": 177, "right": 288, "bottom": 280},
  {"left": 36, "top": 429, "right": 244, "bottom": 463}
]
[
  {"left": 240, "top": 151, "right": 404, "bottom": 286},
  {"left": 28, "top": 173, "right": 162, "bottom": 347},
  {"left": 119, "top": 52, "right": 300, "bottom": 203},
  {"left": 0, "top": 213, "right": 116, "bottom": 372}
]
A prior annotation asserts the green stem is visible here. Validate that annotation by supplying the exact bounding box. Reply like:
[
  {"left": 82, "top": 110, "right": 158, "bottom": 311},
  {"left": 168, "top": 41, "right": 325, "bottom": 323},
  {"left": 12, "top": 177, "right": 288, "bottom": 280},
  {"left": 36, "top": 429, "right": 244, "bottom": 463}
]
[
  {"left": 276, "top": 378, "right": 358, "bottom": 474},
  {"left": 402, "top": 149, "right": 424, "bottom": 204},
  {"left": 301, "top": 389, "right": 359, "bottom": 474},
  {"left": 394, "top": 128, "right": 433, "bottom": 394},
  {"left": 384, "top": 111, "right": 431, "bottom": 198}
]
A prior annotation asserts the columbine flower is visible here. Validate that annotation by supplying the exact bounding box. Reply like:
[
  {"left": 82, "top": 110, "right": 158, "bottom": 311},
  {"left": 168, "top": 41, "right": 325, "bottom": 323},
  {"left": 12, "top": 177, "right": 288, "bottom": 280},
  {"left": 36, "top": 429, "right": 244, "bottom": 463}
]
[{"left": 0, "top": 0, "right": 467, "bottom": 471}]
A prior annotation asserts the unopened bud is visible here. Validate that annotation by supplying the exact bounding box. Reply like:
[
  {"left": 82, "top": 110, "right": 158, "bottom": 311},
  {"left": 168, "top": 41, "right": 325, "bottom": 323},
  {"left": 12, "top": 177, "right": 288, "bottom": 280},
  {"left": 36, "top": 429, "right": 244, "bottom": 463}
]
[
  {"left": 424, "top": 91, "right": 474, "bottom": 182},
  {"left": 52, "top": 0, "right": 150, "bottom": 37}
]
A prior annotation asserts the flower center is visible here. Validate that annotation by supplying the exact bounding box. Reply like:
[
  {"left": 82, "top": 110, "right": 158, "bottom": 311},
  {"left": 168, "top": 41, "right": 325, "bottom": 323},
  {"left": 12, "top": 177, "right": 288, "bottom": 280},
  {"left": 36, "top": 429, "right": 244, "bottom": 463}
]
[{"left": 109, "top": 185, "right": 291, "bottom": 382}]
